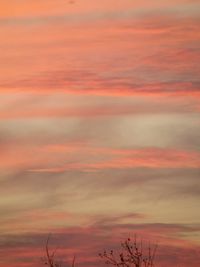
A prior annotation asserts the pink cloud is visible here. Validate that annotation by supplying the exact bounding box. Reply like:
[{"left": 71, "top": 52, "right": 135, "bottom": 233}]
[
  {"left": 28, "top": 147, "right": 200, "bottom": 173},
  {"left": 1, "top": 221, "right": 200, "bottom": 267}
]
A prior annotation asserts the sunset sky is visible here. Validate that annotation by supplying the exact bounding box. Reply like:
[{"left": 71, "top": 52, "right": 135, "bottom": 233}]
[{"left": 0, "top": 0, "right": 200, "bottom": 267}]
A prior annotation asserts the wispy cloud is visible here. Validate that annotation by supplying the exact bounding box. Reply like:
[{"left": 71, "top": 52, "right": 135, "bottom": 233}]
[{"left": 0, "top": 0, "right": 200, "bottom": 267}]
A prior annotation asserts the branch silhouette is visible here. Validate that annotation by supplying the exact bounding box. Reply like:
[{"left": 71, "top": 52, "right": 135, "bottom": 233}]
[
  {"left": 43, "top": 234, "right": 76, "bottom": 267},
  {"left": 99, "top": 236, "right": 157, "bottom": 267}
]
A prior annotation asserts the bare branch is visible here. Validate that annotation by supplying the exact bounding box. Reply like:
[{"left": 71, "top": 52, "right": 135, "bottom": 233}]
[
  {"left": 99, "top": 236, "right": 157, "bottom": 267},
  {"left": 44, "top": 234, "right": 76, "bottom": 267}
]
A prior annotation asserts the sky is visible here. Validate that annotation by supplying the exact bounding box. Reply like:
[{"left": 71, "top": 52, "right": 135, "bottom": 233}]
[{"left": 0, "top": 0, "right": 200, "bottom": 266}]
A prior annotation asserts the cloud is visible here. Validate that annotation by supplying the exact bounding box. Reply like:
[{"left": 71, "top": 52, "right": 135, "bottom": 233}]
[
  {"left": 0, "top": 8, "right": 199, "bottom": 98},
  {"left": 1, "top": 70, "right": 200, "bottom": 98},
  {"left": 0, "top": 102, "right": 197, "bottom": 120},
  {"left": 28, "top": 147, "right": 200, "bottom": 173},
  {"left": 1, "top": 136, "right": 200, "bottom": 172},
  {"left": 0, "top": 1, "right": 200, "bottom": 267},
  {"left": 0, "top": 220, "right": 200, "bottom": 267}
]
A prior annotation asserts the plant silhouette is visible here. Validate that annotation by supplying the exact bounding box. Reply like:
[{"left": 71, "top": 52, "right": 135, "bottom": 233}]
[
  {"left": 43, "top": 234, "right": 157, "bottom": 267},
  {"left": 43, "top": 235, "right": 76, "bottom": 267},
  {"left": 99, "top": 236, "right": 157, "bottom": 267}
]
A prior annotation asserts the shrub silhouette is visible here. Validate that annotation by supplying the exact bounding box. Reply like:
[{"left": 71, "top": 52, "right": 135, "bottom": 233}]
[{"left": 99, "top": 236, "right": 157, "bottom": 267}]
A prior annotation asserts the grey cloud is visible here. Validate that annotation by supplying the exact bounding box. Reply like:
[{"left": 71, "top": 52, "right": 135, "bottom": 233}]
[{"left": 1, "top": 167, "right": 199, "bottom": 221}]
